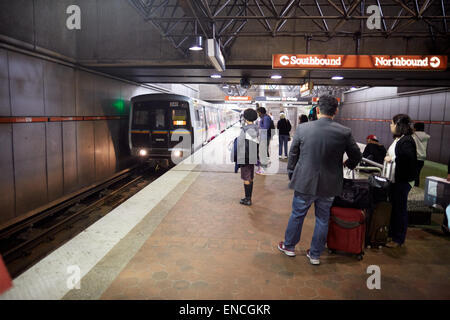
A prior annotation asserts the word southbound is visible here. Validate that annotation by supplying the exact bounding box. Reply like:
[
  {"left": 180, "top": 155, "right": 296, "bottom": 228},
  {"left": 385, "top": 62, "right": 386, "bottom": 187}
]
[{"left": 272, "top": 54, "right": 447, "bottom": 71}]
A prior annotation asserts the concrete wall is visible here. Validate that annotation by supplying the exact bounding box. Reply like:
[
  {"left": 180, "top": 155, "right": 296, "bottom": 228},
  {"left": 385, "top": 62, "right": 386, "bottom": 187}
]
[
  {"left": 0, "top": 48, "right": 156, "bottom": 226},
  {"left": 335, "top": 87, "right": 450, "bottom": 164}
]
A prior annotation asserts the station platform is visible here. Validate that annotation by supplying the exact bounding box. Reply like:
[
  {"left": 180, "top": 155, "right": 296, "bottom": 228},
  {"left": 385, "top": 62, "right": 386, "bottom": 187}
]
[{"left": 1, "top": 125, "right": 449, "bottom": 300}]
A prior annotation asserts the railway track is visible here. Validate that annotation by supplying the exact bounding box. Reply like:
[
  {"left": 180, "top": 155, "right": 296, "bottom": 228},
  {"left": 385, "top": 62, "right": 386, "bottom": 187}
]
[{"left": 0, "top": 163, "right": 167, "bottom": 278}]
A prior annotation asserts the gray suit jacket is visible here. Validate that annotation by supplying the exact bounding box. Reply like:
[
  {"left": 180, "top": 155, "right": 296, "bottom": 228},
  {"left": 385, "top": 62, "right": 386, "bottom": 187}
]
[{"left": 287, "top": 118, "right": 362, "bottom": 197}]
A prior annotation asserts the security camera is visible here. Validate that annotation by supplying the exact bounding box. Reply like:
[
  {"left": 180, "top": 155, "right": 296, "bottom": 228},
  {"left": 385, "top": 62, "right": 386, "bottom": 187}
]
[{"left": 240, "top": 77, "right": 251, "bottom": 89}]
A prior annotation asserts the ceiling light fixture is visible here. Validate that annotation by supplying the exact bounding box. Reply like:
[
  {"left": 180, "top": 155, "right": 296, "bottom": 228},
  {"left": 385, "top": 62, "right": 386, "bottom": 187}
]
[
  {"left": 271, "top": 75, "right": 282, "bottom": 79},
  {"left": 210, "top": 74, "right": 221, "bottom": 79},
  {"left": 331, "top": 76, "right": 344, "bottom": 80},
  {"left": 189, "top": 36, "right": 203, "bottom": 51}
]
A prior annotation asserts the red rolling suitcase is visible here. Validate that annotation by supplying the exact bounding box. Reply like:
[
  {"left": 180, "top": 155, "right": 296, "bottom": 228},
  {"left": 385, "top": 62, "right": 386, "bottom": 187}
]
[
  {"left": 327, "top": 207, "right": 365, "bottom": 260},
  {"left": 0, "top": 254, "right": 12, "bottom": 295}
]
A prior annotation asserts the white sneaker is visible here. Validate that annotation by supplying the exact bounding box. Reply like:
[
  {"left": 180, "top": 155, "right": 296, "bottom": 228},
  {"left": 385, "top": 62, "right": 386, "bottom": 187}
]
[{"left": 306, "top": 249, "right": 320, "bottom": 265}]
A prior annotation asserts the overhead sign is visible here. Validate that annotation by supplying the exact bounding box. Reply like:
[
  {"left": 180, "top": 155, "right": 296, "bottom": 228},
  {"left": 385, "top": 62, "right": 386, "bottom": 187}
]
[
  {"left": 312, "top": 97, "right": 340, "bottom": 103},
  {"left": 207, "top": 39, "right": 226, "bottom": 72},
  {"left": 255, "top": 96, "right": 298, "bottom": 102},
  {"left": 225, "top": 96, "right": 252, "bottom": 102},
  {"left": 272, "top": 54, "right": 448, "bottom": 71}
]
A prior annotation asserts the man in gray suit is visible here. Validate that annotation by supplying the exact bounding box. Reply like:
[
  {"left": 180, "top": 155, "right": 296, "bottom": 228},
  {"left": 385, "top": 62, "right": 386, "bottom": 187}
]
[{"left": 278, "top": 95, "right": 362, "bottom": 265}]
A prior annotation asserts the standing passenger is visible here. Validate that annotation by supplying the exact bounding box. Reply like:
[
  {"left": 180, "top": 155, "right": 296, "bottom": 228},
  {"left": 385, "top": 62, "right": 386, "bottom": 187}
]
[
  {"left": 384, "top": 114, "right": 417, "bottom": 248},
  {"left": 237, "top": 108, "right": 260, "bottom": 206},
  {"left": 277, "top": 96, "right": 362, "bottom": 265},
  {"left": 412, "top": 122, "right": 430, "bottom": 187},
  {"left": 256, "top": 106, "right": 271, "bottom": 174},
  {"left": 277, "top": 113, "right": 292, "bottom": 159}
]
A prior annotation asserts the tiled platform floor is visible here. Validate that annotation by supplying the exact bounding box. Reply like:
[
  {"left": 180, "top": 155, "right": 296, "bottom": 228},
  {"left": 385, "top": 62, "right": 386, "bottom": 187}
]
[{"left": 101, "top": 167, "right": 450, "bottom": 300}]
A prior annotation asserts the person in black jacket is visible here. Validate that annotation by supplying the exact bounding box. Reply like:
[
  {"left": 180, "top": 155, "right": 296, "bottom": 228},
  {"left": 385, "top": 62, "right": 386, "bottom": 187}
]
[
  {"left": 235, "top": 108, "right": 260, "bottom": 206},
  {"left": 384, "top": 114, "right": 417, "bottom": 248},
  {"left": 362, "top": 134, "right": 386, "bottom": 164},
  {"left": 277, "top": 113, "right": 292, "bottom": 159}
]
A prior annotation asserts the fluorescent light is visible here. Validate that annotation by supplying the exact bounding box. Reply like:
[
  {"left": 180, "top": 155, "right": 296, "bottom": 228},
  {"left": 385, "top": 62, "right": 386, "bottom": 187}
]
[
  {"left": 332, "top": 76, "right": 344, "bottom": 80},
  {"left": 211, "top": 74, "right": 222, "bottom": 79},
  {"left": 271, "top": 75, "right": 282, "bottom": 79}
]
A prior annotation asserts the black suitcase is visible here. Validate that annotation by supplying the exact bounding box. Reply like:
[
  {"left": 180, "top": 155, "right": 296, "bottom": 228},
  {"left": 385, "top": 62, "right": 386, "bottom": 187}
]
[{"left": 366, "top": 174, "right": 392, "bottom": 248}]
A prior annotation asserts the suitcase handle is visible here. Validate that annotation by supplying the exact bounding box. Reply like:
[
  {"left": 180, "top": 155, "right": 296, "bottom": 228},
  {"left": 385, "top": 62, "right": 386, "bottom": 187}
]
[{"left": 331, "top": 215, "right": 363, "bottom": 229}]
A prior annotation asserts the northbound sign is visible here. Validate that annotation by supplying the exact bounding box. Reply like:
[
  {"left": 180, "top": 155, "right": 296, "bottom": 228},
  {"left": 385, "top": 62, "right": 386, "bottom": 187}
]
[{"left": 272, "top": 54, "right": 448, "bottom": 71}]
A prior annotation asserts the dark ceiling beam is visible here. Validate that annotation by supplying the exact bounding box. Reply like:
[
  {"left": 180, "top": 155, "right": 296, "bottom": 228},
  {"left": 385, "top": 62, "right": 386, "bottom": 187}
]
[
  {"left": 214, "top": 0, "right": 232, "bottom": 16},
  {"left": 297, "top": 2, "right": 326, "bottom": 31},
  {"left": 167, "top": 31, "right": 447, "bottom": 37},
  {"left": 258, "top": 0, "right": 278, "bottom": 16},
  {"left": 254, "top": 0, "right": 273, "bottom": 31},
  {"left": 419, "top": 0, "right": 434, "bottom": 16},
  {"left": 328, "top": 0, "right": 362, "bottom": 37},
  {"left": 392, "top": 0, "right": 417, "bottom": 17},
  {"left": 273, "top": 0, "right": 298, "bottom": 34},
  {"left": 340, "top": 0, "right": 348, "bottom": 15},
  {"left": 128, "top": 0, "right": 188, "bottom": 57},
  {"left": 245, "top": 1, "right": 272, "bottom": 31},
  {"left": 390, "top": 7, "right": 404, "bottom": 32},
  {"left": 326, "top": 0, "right": 345, "bottom": 16},
  {"left": 223, "top": 20, "right": 248, "bottom": 48},
  {"left": 376, "top": 0, "right": 387, "bottom": 33},
  {"left": 314, "top": 0, "right": 329, "bottom": 31},
  {"left": 145, "top": 15, "right": 450, "bottom": 21},
  {"left": 184, "top": 0, "right": 210, "bottom": 37},
  {"left": 442, "top": 0, "right": 448, "bottom": 32}
]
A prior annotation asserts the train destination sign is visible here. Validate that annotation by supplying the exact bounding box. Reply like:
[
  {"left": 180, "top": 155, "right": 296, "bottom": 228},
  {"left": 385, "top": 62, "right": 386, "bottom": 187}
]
[
  {"left": 272, "top": 55, "right": 448, "bottom": 71},
  {"left": 225, "top": 96, "right": 252, "bottom": 101}
]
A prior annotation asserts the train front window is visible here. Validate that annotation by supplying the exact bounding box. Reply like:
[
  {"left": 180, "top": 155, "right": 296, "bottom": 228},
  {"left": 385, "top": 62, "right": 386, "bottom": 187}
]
[
  {"left": 172, "top": 109, "right": 187, "bottom": 126},
  {"left": 154, "top": 109, "right": 166, "bottom": 128},
  {"left": 133, "top": 106, "right": 167, "bottom": 129},
  {"left": 134, "top": 109, "right": 149, "bottom": 126}
]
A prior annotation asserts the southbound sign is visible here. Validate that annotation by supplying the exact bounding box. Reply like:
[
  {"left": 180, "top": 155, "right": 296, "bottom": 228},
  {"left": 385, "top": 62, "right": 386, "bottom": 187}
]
[{"left": 272, "top": 54, "right": 448, "bottom": 71}]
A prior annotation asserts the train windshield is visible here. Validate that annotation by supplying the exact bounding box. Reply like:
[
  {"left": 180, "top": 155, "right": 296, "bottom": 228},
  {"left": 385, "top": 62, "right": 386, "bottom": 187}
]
[{"left": 133, "top": 106, "right": 167, "bottom": 129}]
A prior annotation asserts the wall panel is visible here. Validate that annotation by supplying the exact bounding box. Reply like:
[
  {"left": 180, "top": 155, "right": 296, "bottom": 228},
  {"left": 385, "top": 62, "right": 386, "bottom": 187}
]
[
  {"left": 62, "top": 122, "right": 78, "bottom": 193},
  {"left": 430, "top": 92, "right": 446, "bottom": 121},
  {"left": 44, "top": 61, "right": 76, "bottom": 116},
  {"left": 13, "top": 123, "right": 48, "bottom": 216},
  {"left": 94, "top": 121, "right": 110, "bottom": 182},
  {"left": 0, "top": 49, "right": 10, "bottom": 116},
  {"left": 427, "top": 125, "right": 443, "bottom": 163},
  {"left": 9, "top": 52, "right": 45, "bottom": 116},
  {"left": 418, "top": 94, "right": 431, "bottom": 121},
  {"left": 0, "top": 125, "right": 15, "bottom": 224},
  {"left": 440, "top": 126, "right": 450, "bottom": 164},
  {"left": 77, "top": 121, "right": 95, "bottom": 187},
  {"left": 46, "top": 122, "right": 63, "bottom": 202}
]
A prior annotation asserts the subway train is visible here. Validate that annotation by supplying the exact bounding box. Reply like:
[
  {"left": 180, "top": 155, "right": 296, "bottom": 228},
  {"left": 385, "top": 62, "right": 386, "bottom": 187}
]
[{"left": 129, "top": 93, "right": 239, "bottom": 164}]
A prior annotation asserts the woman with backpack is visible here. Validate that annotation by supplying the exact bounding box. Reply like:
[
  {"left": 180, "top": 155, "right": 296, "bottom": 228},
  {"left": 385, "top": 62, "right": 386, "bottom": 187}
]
[
  {"left": 233, "top": 108, "right": 260, "bottom": 206},
  {"left": 277, "top": 113, "right": 292, "bottom": 159}
]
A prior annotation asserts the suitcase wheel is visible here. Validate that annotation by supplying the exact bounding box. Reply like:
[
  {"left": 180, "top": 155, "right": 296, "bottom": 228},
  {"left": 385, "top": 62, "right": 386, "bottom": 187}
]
[
  {"left": 357, "top": 254, "right": 363, "bottom": 261},
  {"left": 366, "top": 245, "right": 371, "bottom": 249},
  {"left": 328, "top": 249, "right": 336, "bottom": 254}
]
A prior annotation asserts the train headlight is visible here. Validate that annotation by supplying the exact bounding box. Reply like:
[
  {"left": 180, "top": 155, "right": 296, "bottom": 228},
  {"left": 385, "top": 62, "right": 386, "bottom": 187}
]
[
  {"left": 139, "top": 149, "right": 147, "bottom": 156},
  {"left": 174, "top": 150, "right": 182, "bottom": 157}
]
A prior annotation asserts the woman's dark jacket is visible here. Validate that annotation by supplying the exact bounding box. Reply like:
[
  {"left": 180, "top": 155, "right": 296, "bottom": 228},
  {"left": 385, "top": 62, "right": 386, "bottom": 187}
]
[
  {"left": 395, "top": 135, "right": 418, "bottom": 183},
  {"left": 277, "top": 119, "right": 292, "bottom": 136}
]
